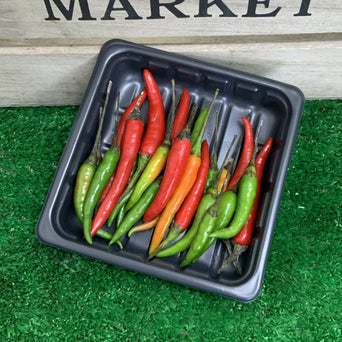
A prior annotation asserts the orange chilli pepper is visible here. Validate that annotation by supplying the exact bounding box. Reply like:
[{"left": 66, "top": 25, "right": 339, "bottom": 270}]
[{"left": 148, "top": 90, "right": 219, "bottom": 257}]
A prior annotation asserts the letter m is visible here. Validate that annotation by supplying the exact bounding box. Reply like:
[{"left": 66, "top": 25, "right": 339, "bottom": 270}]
[{"left": 44, "top": 0, "right": 95, "bottom": 20}]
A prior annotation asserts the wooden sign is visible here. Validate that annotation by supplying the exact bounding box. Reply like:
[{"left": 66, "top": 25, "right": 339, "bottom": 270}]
[{"left": 0, "top": 0, "right": 341, "bottom": 106}]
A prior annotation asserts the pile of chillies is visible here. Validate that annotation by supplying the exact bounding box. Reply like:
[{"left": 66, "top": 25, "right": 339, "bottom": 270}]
[{"left": 74, "top": 69, "right": 273, "bottom": 274}]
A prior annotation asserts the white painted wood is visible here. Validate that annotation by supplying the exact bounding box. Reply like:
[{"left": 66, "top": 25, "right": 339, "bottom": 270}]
[
  {"left": 1, "top": 40, "right": 341, "bottom": 107},
  {"left": 0, "top": 0, "right": 341, "bottom": 43},
  {"left": 0, "top": 1, "right": 341, "bottom": 106},
  {"left": 0, "top": 46, "right": 97, "bottom": 107}
]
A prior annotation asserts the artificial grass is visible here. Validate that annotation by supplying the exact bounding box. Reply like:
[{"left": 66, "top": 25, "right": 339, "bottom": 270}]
[{"left": 0, "top": 100, "right": 341, "bottom": 341}]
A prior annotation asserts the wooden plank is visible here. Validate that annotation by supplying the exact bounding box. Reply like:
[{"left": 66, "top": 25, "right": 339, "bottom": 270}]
[
  {"left": 1, "top": 40, "right": 341, "bottom": 107},
  {"left": 1, "top": 1, "right": 341, "bottom": 106},
  {"left": 1, "top": 0, "right": 341, "bottom": 44},
  {"left": 0, "top": 46, "right": 97, "bottom": 107}
]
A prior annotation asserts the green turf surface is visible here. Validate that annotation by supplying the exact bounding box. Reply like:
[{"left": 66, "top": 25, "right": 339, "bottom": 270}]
[{"left": 0, "top": 101, "right": 341, "bottom": 341}]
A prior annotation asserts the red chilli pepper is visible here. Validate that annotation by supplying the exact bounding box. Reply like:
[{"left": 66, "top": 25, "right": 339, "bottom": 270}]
[
  {"left": 153, "top": 139, "right": 210, "bottom": 252},
  {"left": 91, "top": 100, "right": 145, "bottom": 236},
  {"left": 143, "top": 135, "right": 192, "bottom": 222},
  {"left": 233, "top": 136, "right": 273, "bottom": 246},
  {"left": 98, "top": 172, "right": 115, "bottom": 203},
  {"left": 124, "top": 79, "right": 178, "bottom": 212},
  {"left": 117, "top": 90, "right": 147, "bottom": 147},
  {"left": 147, "top": 96, "right": 215, "bottom": 257},
  {"left": 140, "top": 69, "right": 165, "bottom": 156},
  {"left": 174, "top": 139, "right": 210, "bottom": 230},
  {"left": 100, "top": 91, "right": 146, "bottom": 203},
  {"left": 226, "top": 117, "right": 254, "bottom": 190},
  {"left": 142, "top": 110, "right": 196, "bottom": 223},
  {"left": 171, "top": 88, "right": 190, "bottom": 141},
  {"left": 106, "top": 69, "right": 165, "bottom": 226}
]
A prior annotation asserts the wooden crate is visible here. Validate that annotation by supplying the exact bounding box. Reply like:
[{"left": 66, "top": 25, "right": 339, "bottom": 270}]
[{"left": 1, "top": 0, "right": 341, "bottom": 106}]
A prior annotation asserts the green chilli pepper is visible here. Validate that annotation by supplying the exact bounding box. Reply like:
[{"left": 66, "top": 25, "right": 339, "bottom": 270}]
[
  {"left": 204, "top": 168, "right": 218, "bottom": 193},
  {"left": 210, "top": 164, "right": 257, "bottom": 240},
  {"left": 107, "top": 187, "right": 134, "bottom": 227},
  {"left": 180, "top": 201, "right": 219, "bottom": 267},
  {"left": 204, "top": 109, "right": 219, "bottom": 192},
  {"left": 82, "top": 142, "right": 120, "bottom": 244},
  {"left": 74, "top": 159, "right": 98, "bottom": 224},
  {"left": 191, "top": 107, "right": 208, "bottom": 144},
  {"left": 190, "top": 188, "right": 237, "bottom": 263},
  {"left": 95, "top": 228, "right": 112, "bottom": 241},
  {"left": 116, "top": 202, "right": 127, "bottom": 227},
  {"left": 109, "top": 179, "right": 160, "bottom": 246},
  {"left": 95, "top": 228, "right": 122, "bottom": 249},
  {"left": 74, "top": 102, "right": 106, "bottom": 224},
  {"left": 215, "top": 190, "right": 237, "bottom": 231}
]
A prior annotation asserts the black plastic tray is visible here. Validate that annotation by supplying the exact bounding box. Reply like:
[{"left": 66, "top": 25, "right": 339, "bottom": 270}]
[{"left": 36, "top": 39, "right": 305, "bottom": 302}]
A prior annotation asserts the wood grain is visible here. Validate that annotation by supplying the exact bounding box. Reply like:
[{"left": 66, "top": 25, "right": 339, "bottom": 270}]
[
  {"left": 0, "top": 0, "right": 341, "bottom": 106},
  {"left": 1, "top": 39, "right": 341, "bottom": 107},
  {"left": 1, "top": 0, "right": 340, "bottom": 41}
]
